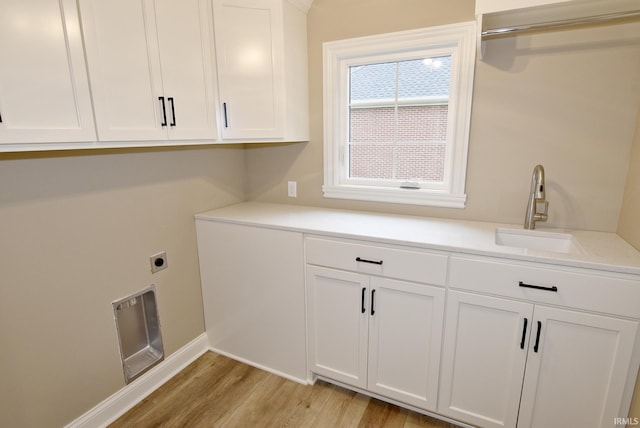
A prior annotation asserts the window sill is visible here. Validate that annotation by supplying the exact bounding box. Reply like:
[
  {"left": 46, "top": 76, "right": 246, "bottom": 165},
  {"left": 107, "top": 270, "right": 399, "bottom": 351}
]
[{"left": 322, "top": 185, "right": 467, "bottom": 208}]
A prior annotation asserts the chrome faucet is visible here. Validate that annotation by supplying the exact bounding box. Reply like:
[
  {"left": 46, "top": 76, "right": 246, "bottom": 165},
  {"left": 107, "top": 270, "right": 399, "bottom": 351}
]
[{"left": 524, "top": 164, "right": 549, "bottom": 230}]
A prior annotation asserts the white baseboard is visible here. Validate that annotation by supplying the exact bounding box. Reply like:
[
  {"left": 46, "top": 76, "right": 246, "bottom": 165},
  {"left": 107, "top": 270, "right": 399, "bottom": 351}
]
[{"left": 65, "top": 333, "right": 209, "bottom": 428}]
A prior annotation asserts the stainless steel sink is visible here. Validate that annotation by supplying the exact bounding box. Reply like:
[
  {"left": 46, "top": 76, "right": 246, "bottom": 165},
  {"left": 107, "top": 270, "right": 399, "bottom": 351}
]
[{"left": 495, "top": 228, "right": 585, "bottom": 255}]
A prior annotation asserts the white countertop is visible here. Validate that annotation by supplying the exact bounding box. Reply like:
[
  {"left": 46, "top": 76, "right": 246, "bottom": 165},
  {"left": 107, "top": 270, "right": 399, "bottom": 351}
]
[{"left": 195, "top": 202, "right": 640, "bottom": 276}]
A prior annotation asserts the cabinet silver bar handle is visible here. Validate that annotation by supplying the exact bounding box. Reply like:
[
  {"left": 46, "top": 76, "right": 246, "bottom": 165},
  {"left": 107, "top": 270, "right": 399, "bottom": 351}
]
[
  {"left": 223, "top": 102, "right": 228, "bottom": 128},
  {"left": 356, "top": 257, "right": 383, "bottom": 265},
  {"left": 519, "top": 281, "right": 557, "bottom": 292}
]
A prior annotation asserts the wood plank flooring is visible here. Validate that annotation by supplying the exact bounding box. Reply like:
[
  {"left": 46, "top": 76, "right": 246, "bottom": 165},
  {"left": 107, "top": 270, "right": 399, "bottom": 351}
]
[{"left": 110, "top": 351, "right": 461, "bottom": 428}]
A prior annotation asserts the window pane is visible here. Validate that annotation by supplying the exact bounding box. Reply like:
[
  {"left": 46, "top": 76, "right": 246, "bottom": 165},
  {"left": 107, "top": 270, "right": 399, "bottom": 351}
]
[
  {"left": 397, "top": 56, "right": 451, "bottom": 101},
  {"left": 348, "top": 56, "right": 451, "bottom": 182},
  {"left": 350, "top": 62, "right": 397, "bottom": 103},
  {"left": 350, "top": 107, "right": 395, "bottom": 142},
  {"left": 349, "top": 143, "right": 394, "bottom": 180},
  {"left": 397, "top": 105, "right": 448, "bottom": 142},
  {"left": 396, "top": 142, "right": 446, "bottom": 182}
]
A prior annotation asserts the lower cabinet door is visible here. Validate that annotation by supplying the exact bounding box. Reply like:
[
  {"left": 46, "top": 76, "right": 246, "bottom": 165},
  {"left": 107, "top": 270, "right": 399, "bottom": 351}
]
[
  {"left": 367, "top": 277, "right": 445, "bottom": 411},
  {"left": 306, "top": 265, "right": 369, "bottom": 389},
  {"left": 517, "top": 306, "right": 639, "bottom": 428},
  {"left": 438, "top": 290, "right": 533, "bottom": 428}
]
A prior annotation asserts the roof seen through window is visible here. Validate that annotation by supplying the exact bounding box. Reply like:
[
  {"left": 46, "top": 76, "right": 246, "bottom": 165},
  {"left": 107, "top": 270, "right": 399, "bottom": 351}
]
[{"left": 349, "top": 56, "right": 451, "bottom": 102}]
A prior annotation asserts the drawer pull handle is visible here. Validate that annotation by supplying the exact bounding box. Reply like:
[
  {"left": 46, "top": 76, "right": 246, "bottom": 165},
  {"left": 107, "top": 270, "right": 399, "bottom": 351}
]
[
  {"left": 371, "top": 289, "right": 376, "bottom": 316},
  {"left": 356, "top": 257, "right": 383, "bottom": 265},
  {"left": 519, "top": 281, "right": 557, "bottom": 292},
  {"left": 533, "top": 321, "right": 542, "bottom": 352},
  {"left": 361, "top": 287, "right": 366, "bottom": 314},
  {"left": 520, "top": 317, "right": 528, "bottom": 349}
]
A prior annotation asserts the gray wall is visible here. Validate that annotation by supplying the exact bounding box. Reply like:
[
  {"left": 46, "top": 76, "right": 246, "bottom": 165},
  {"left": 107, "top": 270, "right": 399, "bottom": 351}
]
[
  {"left": 246, "top": 0, "right": 640, "bottom": 233},
  {"left": 0, "top": 146, "right": 245, "bottom": 427}
]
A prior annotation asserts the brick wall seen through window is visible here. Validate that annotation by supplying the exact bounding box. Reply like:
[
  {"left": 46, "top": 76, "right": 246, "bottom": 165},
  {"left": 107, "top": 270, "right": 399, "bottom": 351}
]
[{"left": 349, "top": 105, "right": 448, "bottom": 181}]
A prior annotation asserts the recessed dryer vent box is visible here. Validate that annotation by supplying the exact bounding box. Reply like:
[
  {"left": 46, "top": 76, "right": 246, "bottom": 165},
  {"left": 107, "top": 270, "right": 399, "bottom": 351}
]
[{"left": 113, "top": 286, "right": 164, "bottom": 384}]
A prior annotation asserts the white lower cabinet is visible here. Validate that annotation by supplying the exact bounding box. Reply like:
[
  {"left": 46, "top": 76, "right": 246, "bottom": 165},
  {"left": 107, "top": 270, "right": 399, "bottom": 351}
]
[
  {"left": 439, "top": 290, "right": 638, "bottom": 428},
  {"left": 306, "top": 267, "right": 369, "bottom": 388},
  {"left": 195, "top": 220, "right": 307, "bottom": 382},
  {"left": 195, "top": 207, "right": 640, "bottom": 428},
  {"left": 367, "top": 276, "right": 445, "bottom": 410},
  {"left": 306, "top": 264, "right": 445, "bottom": 411},
  {"left": 438, "top": 291, "right": 532, "bottom": 427},
  {"left": 518, "top": 305, "right": 637, "bottom": 428}
]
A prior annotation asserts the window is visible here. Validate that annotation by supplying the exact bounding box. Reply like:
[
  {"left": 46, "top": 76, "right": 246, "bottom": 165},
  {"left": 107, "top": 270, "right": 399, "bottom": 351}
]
[{"left": 323, "top": 22, "right": 476, "bottom": 208}]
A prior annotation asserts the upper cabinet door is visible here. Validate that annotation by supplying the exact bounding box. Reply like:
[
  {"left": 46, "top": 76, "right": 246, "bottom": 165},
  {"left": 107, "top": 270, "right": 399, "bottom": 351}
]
[
  {"left": 80, "top": 0, "right": 217, "bottom": 142},
  {"left": 0, "top": 0, "right": 96, "bottom": 144},
  {"left": 80, "top": 0, "right": 167, "bottom": 141},
  {"left": 213, "top": 0, "right": 285, "bottom": 140},
  {"left": 153, "top": 0, "right": 218, "bottom": 140}
]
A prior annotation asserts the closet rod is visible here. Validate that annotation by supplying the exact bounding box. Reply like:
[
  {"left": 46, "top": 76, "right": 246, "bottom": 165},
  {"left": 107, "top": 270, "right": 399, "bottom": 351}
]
[{"left": 481, "top": 9, "right": 640, "bottom": 38}]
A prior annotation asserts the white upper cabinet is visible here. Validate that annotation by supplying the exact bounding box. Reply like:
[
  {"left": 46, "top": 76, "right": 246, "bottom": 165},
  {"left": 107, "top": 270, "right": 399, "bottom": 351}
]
[
  {"left": 1, "top": 0, "right": 308, "bottom": 150},
  {"left": 212, "top": 0, "right": 309, "bottom": 142},
  {"left": 79, "top": 0, "right": 217, "bottom": 142},
  {"left": 0, "top": 0, "right": 96, "bottom": 145}
]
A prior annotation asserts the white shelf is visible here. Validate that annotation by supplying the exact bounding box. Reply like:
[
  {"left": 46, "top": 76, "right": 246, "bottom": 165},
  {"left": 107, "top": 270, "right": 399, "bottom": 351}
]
[{"left": 476, "top": 0, "right": 640, "bottom": 58}]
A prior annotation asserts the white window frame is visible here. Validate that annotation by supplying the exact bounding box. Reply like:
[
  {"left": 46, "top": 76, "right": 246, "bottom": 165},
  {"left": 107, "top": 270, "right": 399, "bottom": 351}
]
[{"left": 322, "top": 21, "right": 476, "bottom": 208}]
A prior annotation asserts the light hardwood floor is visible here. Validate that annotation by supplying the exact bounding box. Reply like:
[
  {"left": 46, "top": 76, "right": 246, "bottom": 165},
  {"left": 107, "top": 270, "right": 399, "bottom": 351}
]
[{"left": 110, "top": 351, "right": 461, "bottom": 428}]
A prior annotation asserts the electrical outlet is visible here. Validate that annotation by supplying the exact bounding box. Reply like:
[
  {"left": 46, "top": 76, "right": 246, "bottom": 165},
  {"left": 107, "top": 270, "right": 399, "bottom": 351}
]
[
  {"left": 288, "top": 181, "right": 297, "bottom": 198},
  {"left": 150, "top": 251, "right": 168, "bottom": 273}
]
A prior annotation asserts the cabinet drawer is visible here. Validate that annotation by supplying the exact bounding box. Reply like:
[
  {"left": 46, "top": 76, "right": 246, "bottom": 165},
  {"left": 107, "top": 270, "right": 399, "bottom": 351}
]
[
  {"left": 305, "top": 236, "right": 448, "bottom": 286},
  {"left": 450, "top": 256, "right": 640, "bottom": 318}
]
